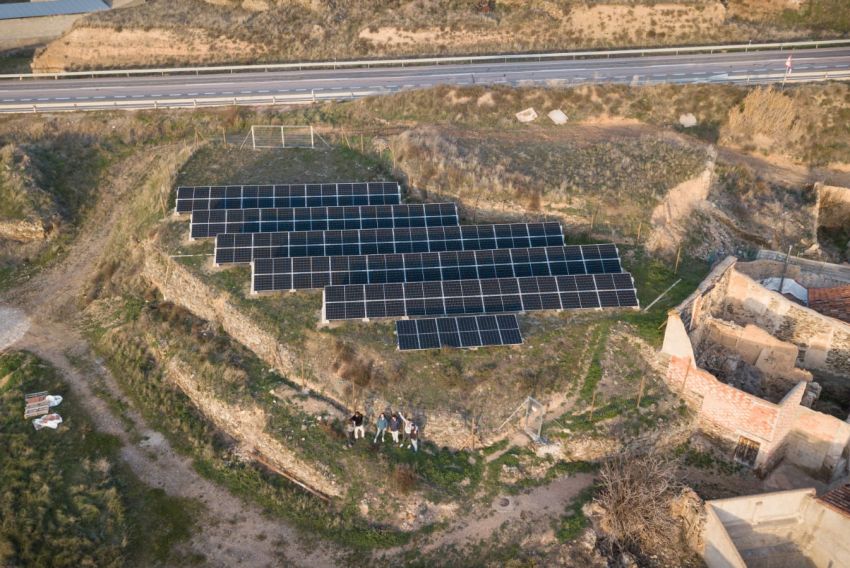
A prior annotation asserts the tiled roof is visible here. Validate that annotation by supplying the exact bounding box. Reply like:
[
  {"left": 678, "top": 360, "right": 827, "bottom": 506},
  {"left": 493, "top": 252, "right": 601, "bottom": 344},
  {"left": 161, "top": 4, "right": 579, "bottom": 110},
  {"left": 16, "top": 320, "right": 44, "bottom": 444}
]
[
  {"left": 819, "top": 483, "right": 850, "bottom": 518},
  {"left": 0, "top": 0, "right": 108, "bottom": 21},
  {"left": 807, "top": 284, "right": 850, "bottom": 324}
]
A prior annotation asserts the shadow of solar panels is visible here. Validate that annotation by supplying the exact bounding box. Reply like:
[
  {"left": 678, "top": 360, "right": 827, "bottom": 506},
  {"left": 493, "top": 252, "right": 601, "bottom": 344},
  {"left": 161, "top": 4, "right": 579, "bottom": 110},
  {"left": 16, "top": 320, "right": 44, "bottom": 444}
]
[
  {"left": 175, "top": 181, "right": 401, "bottom": 214},
  {"left": 216, "top": 222, "right": 565, "bottom": 265},
  {"left": 396, "top": 315, "right": 523, "bottom": 350},
  {"left": 251, "top": 244, "right": 622, "bottom": 293},
  {"left": 190, "top": 203, "right": 459, "bottom": 239},
  {"left": 323, "top": 274, "right": 639, "bottom": 321}
]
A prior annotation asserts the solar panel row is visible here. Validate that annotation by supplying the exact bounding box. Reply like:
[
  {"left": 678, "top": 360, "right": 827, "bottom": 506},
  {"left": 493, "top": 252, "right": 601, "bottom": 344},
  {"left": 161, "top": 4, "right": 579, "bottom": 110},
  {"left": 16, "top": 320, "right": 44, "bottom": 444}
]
[
  {"left": 323, "top": 273, "right": 638, "bottom": 321},
  {"left": 172, "top": 179, "right": 639, "bottom": 351},
  {"left": 252, "top": 244, "right": 622, "bottom": 292},
  {"left": 396, "top": 315, "right": 522, "bottom": 351},
  {"left": 175, "top": 181, "right": 400, "bottom": 213},
  {"left": 215, "top": 222, "right": 564, "bottom": 265},
  {"left": 191, "top": 203, "right": 459, "bottom": 239}
]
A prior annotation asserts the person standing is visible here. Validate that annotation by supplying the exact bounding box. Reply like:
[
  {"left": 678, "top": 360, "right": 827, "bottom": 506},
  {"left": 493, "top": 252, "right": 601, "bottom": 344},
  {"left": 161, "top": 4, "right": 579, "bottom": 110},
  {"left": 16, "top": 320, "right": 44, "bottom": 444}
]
[
  {"left": 351, "top": 411, "right": 365, "bottom": 441},
  {"left": 374, "top": 412, "right": 388, "bottom": 443},
  {"left": 388, "top": 412, "right": 401, "bottom": 445},
  {"left": 409, "top": 423, "right": 419, "bottom": 452},
  {"left": 399, "top": 411, "right": 413, "bottom": 447}
]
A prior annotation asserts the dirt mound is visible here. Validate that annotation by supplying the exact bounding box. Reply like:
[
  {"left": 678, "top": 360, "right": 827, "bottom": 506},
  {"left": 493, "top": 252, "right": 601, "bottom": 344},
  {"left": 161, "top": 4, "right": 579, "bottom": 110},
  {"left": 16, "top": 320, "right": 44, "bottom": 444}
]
[
  {"left": 33, "top": 27, "right": 264, "bottom": 72},
  {"left": 0, "top": 144, "right": 59, "bottom": 243}
]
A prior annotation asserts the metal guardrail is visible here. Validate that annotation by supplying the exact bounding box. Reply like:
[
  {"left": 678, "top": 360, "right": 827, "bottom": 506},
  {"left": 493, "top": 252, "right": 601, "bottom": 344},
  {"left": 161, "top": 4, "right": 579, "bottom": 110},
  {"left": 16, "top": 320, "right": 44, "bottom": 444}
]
[
  {"left": 0, "top": 68, "right": 847, "bottom": 114},
  {"left": 2, "top": 38, "right": 849, "bottom": 81}
]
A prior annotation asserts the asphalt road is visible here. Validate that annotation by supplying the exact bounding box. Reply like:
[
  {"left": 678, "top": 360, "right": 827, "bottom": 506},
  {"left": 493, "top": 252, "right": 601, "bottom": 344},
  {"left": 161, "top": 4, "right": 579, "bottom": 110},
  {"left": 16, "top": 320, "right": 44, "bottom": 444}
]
[{"left": 1, "top": 47, "right": 849, "bottom": 112}]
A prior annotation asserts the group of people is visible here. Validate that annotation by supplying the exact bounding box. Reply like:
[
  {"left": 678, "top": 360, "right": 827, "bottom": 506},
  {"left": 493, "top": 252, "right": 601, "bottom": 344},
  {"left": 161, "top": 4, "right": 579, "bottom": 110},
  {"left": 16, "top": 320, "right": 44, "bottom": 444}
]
[{"left": 348, "top": 410, "right": 420, "bottom": 452}]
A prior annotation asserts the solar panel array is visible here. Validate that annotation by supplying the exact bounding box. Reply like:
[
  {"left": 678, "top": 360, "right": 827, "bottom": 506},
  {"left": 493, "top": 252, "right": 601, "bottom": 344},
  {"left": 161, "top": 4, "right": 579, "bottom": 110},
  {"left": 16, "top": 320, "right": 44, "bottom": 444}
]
[
  {"left": 252, "top": 244, "right": 623, "bottom": 292},
  {"left": 396, "top": 315, "right": 522, "bottom": 350},
  {"left": 323, "top": 274, "right": 638, "bottom": 321},
  {"left": 191, "top": 203, "right": 459, "bottom": 239},
  {"left": 214, "top": 222, "right": 564, "bottom": 265},
  {"left": 175, "top": 181, "right": 401, "bottom": 214},
  {"left": 174, "top": 178, "right": 639, "bottom": 351}
]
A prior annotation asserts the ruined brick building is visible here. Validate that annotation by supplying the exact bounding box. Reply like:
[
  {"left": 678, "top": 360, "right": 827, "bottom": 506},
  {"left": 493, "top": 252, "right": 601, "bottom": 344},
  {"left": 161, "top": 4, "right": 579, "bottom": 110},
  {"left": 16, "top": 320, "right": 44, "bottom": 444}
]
[{"left": 661, "top": 255, "right": 850, "bottom": 480}]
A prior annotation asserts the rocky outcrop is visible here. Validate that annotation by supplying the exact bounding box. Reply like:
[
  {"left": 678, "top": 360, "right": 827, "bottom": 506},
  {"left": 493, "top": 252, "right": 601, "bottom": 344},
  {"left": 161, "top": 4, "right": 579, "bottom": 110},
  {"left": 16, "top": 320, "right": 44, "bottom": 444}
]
[
  {"left": 164, "top": 357, "right": 343, "bottom": 498},
  {"left": 0, "top": 218, "right": 52, "bottom": 242}
]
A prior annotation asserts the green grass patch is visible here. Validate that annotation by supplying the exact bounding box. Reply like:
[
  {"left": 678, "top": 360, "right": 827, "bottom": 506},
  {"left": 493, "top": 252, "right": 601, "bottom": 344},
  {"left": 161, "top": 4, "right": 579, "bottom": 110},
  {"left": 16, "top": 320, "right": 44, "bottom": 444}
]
[
  {"left": 580, "top": 322, "right": 610, "bottom": 402},
  {"left": 554, "top": 486, "right": 596, "bottom": 543},
  {"left": 0, "top": 351, "right": 197, "bottom": 567}
]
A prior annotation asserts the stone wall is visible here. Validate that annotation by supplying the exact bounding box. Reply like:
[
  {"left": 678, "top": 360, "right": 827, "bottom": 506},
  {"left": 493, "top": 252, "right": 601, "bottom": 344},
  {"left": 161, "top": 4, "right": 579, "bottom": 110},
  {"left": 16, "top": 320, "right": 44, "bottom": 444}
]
[
  {"left": 714, "top": 268, "right": 850, "bottom": 378},
  {"left": 735, "top": 259, "right": 850, "bottom": 289},
  {"left": 785, "top": 407, "right": 850, "bottom": 482}
]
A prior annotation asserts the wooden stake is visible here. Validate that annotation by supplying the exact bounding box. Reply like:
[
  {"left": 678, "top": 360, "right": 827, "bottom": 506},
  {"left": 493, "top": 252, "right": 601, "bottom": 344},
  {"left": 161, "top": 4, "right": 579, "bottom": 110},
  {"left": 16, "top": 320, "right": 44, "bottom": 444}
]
[
  {"left": 589, "top": 390, "right": 597, "bottom": 421},
  {"left": 590, "top": 208, "right": 597, "bottom": 232},
  {"left": 636, "top": 373, "right": 646, "bottom": 408},
  {"left": 360, "top": 134, "right": 364, "bottom": 153},
  {"left": 674, "top": 245, "right": 682, "bottom": 274},
  {"left": 636, "top": 221, "right": 642, "bottom": 243}
]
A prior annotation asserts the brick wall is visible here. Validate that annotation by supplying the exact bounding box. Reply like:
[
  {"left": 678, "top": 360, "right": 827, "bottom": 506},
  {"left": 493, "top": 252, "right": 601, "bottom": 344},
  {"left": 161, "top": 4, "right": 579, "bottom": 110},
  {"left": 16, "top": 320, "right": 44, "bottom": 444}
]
[{"left": 666, "top": 355, "right": 796, "bottom": 469}]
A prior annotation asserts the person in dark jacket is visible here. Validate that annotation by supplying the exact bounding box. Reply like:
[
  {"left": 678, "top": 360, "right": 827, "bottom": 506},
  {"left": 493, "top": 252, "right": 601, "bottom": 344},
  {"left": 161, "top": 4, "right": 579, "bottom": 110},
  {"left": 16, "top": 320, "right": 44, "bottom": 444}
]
[
  {"left": 350, "top": 411, "right": 365, "bottom": 441},
  {"left": 388, "top": 412, "right": 401, "bottom": 445}
]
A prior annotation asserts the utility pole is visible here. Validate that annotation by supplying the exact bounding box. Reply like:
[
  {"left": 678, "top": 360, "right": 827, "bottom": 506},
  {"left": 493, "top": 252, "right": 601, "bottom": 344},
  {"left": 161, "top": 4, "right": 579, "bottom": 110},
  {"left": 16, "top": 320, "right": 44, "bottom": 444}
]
[{"left": 778, "top": 244, "right": 793, "bottom": 296}]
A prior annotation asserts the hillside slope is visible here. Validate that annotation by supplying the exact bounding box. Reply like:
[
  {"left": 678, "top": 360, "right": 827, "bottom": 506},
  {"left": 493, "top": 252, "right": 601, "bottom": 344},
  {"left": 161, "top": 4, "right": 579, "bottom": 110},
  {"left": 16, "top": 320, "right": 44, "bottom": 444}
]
[{"left": 31, "top": 0, "right": 847, "bottom": 72}]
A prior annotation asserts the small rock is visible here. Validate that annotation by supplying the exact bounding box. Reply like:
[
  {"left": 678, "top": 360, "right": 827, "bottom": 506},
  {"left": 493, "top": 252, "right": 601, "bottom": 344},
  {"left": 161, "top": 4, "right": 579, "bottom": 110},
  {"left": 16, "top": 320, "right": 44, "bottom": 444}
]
[
  {"left": 679, "top": 113, "right": 698, "bottom": 128},
  {"left": 515, "top": 107, "right": 538, "bottom": 123},
  {"left": 548, "top": 109, "right": 568, "bottom": 124}
]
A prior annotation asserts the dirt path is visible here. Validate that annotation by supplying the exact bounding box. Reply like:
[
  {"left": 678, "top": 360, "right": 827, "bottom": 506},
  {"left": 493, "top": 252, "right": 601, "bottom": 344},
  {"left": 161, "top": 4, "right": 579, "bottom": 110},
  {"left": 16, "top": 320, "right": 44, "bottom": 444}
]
[
  {"left": 1, "top": 145, "right": 340, "bottom": 567},
  {"left": 427, "top": 473, "right": 593, "bottom": 552},
  {"left": 378, "top": 472, "right": 594, "bottom": 560}
]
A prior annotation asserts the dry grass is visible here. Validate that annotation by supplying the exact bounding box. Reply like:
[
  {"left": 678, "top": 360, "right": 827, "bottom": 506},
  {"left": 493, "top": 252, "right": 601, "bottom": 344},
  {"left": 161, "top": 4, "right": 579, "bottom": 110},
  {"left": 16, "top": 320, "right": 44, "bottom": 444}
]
[
  {"left": 33, "top": 0, "right": 841, "bottom": 71},
  {"left": 722, "top": 87, "right": 805, "bottom": 155},
  {"left": 595, "top": 451, "right": 700, "bottom": 566}
]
